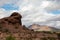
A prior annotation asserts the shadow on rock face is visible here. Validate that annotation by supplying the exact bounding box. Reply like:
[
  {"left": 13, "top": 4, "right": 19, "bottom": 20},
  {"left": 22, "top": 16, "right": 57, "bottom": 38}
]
[{"left": 9, "top": 12, "right": 22, "bottom": 25}]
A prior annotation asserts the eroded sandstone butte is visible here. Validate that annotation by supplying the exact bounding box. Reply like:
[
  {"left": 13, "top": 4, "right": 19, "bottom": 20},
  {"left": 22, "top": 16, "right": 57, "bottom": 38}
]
[{"left": 0, "top": 12, "right": 60, "bottom": 40}]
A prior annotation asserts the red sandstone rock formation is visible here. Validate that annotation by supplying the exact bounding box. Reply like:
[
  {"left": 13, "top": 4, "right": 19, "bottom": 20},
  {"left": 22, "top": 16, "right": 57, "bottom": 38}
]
[
  {"left": 0, "top": 12, "right": 59, "bottom": 40},
  {"left": 0, "top": 12, "right": 32, "bottom": 33}
]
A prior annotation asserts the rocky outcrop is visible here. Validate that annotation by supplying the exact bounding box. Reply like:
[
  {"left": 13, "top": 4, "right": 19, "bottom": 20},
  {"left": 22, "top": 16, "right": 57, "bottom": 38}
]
[
  {"left": 0, "top": 12, "right": 24, "bottom": 33},
  {"left": 0, "top": 12, "right": 59, "bottom": 40}
]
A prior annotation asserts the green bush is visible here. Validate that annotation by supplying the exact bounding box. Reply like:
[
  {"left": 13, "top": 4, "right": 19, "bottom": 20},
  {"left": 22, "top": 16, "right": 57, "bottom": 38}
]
[{"left": 6, "top": 35, "right": 16, "bottom": 40}]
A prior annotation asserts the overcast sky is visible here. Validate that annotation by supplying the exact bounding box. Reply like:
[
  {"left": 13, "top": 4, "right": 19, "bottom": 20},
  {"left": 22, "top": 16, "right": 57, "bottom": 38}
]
[{"left": 0, "top": 0, "right": 60, "bottom": 28}]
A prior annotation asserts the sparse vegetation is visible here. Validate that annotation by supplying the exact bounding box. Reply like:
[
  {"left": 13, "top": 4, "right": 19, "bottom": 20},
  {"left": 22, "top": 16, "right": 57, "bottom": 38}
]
[
  {"left": 41, "top": 38, "right": 47, "bottom": 40},
  {"left": 48, "top": 37, "right": 56, "bottom": 40},
  {"left": 6, "top": 35, "right": 16, "bottom": 40},
  {"left": 0, "top": 26, "right": 2, "bottom": 29}
]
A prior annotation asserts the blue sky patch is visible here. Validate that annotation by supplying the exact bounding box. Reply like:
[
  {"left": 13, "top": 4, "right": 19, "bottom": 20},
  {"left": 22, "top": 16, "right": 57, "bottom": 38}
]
[
  {"left": 51, "top": 10, "right": 60, "bottom": 14},
  {"left": 1, "top": 4, "right": 19, "bottom": 10}
]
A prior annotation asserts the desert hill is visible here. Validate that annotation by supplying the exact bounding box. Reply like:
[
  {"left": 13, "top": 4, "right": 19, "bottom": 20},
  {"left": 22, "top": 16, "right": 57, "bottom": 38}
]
[{"left": 28, "top": 24, "right": 60, "bottom": 32}]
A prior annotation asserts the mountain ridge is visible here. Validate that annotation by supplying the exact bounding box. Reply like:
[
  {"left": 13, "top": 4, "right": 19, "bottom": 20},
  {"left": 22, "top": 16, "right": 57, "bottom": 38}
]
[{"left": 28, "top": 24, "right": 60, "bottom": 32}]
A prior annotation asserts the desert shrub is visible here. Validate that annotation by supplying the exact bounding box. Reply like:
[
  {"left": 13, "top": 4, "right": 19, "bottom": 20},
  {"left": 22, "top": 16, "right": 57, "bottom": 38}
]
[
  {"left": 6, "top": 35, "right": 16, "bottom": 40},
  {"left": 46, "top": 31, "right": 53, "bottom": 34},
  {"left": 48, "top": 37, "right": 56, "bottom": 40},
  {"left": 0, "top": 26, "right": 2, "bottom": 29},
  {"left": 57, "top": 33, "right": 60, "bottom": 39},
  {"left": 42, "top": 31, "right": 53, "bottom": 34},
  {"left": 57, "top": 33, "right": 60, "bottom": 36},
  {"left": 41, "top": 38, "right": 47, "bottom": 40},
  {"left": 0, "top": 23, "right": 2, "bottom": 29}
]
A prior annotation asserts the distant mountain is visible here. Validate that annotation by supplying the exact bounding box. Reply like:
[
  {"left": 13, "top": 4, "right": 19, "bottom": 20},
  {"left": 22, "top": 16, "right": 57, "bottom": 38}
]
[
  {"left": 32, "top": 15, "right": 60, "bottom": 29},
  {"left": 28, "top": 24, "right": 60, "bottom": 32}
]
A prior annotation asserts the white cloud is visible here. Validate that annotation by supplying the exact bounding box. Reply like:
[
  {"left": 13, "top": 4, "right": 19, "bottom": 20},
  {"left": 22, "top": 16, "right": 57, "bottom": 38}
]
[
  {"left": 45, "top": 0, "right": 60, "bottom": 11},
  {"left": 0, "top": 0, "right": 21, "bottom": 6},
  {"left": 0, "top": 8, "right": 8, "bottom": 18},
  {"left": 39, "top": 15, "right": 60, "bottom": 29},
  {"left": 40, "top": 1, "right": 50, "bottom": 8},
  {"left": 18, "top": 0, "right": 55, "bottom": 26},
  {"left": 0, "top": 8, "right": 19, "bottom": 19},
  {"left": 20, "top": 4, "right": 33, "bottom": 12}
]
